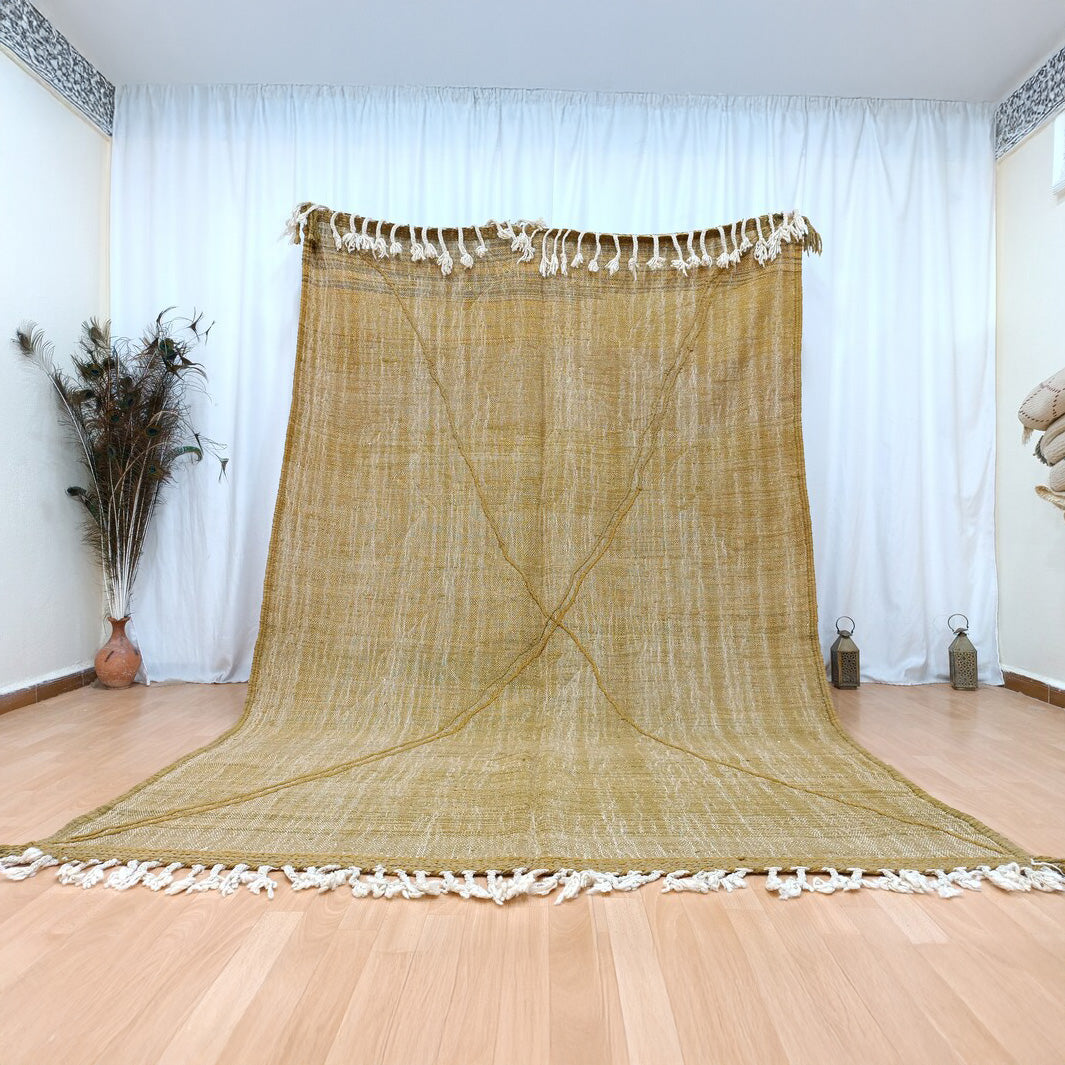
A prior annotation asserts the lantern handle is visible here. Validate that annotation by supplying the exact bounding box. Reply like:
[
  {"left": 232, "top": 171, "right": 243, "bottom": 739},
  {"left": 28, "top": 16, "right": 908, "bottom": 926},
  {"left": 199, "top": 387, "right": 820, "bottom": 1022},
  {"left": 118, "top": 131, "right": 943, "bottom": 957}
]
[
  {"left": 834, "top": 616, "right": 855, "bottom": 634},
  {"left": 947, "top": 613, "right": 969, "bottom": 633}
]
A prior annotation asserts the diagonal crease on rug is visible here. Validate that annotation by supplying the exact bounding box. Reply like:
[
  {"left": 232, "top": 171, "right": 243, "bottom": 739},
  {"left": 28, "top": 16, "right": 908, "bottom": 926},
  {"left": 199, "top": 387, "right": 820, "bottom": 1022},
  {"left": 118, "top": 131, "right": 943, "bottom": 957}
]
[{"left": 3, "top": 207, "right": 1063, "bottom": 903}]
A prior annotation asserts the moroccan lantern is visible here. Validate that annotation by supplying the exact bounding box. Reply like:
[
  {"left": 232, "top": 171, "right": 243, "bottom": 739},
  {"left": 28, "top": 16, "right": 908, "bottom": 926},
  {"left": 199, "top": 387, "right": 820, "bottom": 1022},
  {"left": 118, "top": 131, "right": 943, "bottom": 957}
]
[
  {"left": 830, "top": 616, "right": 860, "bottom": 689},
  {"left": 948, "top": 614, "right": 978, "bottom": 691}
]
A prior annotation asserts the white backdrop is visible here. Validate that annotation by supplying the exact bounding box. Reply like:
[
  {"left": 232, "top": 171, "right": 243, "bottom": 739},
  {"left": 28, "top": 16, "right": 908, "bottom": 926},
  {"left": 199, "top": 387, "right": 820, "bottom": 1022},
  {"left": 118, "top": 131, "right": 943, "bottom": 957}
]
[{"left": 110, "top": 86, "right": 1000, "bottom": 684}]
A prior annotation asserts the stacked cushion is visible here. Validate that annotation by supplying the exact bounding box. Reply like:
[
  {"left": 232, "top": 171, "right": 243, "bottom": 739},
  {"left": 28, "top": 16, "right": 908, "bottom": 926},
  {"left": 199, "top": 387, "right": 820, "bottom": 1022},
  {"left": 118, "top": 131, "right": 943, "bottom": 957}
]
[
  {"left": 1019, "top": 370, "right": 1065, "bottom": 498},
  {"left": 1019, "top": 367, "right": 1065, "bottom": 431}
]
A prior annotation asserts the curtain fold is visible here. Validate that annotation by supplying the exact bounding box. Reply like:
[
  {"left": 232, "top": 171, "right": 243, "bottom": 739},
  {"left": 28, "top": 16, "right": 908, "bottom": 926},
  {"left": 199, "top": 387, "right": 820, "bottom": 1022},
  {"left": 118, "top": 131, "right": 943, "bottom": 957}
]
[{"left": 109, "top": 85, "right": 999, "bottom": 684}]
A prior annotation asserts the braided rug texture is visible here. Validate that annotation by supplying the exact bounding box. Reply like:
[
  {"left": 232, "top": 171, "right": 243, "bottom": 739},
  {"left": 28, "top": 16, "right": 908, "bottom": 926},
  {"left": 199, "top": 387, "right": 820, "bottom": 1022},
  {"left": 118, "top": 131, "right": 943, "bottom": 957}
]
[{"left": 24, "top": 209, "right": 1030, "bottom": 877}]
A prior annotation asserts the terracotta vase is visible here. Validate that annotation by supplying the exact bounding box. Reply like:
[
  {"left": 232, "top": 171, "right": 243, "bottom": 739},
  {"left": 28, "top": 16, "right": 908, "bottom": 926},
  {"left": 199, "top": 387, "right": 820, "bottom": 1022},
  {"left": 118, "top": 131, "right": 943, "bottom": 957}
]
[{"left": 95, "top": 616, "right": 141, "bottom": 689}]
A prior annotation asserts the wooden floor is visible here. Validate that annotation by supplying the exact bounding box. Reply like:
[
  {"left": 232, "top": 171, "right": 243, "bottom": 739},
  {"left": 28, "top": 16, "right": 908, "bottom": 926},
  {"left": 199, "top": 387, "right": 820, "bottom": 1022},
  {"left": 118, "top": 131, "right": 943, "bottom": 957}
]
[{"left": 0, "top": 682, "right": 1063, "bottom": 1065}]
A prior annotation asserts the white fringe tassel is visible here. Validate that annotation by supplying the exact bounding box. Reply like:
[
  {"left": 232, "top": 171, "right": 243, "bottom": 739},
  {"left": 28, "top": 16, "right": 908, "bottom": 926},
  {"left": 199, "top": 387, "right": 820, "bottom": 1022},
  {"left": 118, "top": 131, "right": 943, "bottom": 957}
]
[
  {"left": 3, "top": 848, "right": 1063, "bottom": 904},
  {"left": 764, "top": 862, "right": 1065, "bottom": 900},
  {"left": 288, "top": 206, "right": 818, "bottom": 279}
]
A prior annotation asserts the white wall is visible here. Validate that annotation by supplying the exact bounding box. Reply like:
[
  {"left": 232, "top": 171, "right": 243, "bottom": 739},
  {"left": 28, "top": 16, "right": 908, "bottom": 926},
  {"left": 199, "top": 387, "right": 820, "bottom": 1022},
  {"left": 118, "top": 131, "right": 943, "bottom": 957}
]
[
  {"left": 996, "top": 117, "right": 1065, "bottom": 688},
  {"left": 0, "top": 51, "right": 110, "bottom": 693}
]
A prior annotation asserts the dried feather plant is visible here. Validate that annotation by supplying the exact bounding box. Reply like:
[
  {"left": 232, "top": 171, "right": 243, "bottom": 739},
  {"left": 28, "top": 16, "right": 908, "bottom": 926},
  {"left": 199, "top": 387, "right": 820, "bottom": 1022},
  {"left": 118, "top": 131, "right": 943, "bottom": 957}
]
[{"left": 13, "top": 311, "right": 227, "bottom": 620}]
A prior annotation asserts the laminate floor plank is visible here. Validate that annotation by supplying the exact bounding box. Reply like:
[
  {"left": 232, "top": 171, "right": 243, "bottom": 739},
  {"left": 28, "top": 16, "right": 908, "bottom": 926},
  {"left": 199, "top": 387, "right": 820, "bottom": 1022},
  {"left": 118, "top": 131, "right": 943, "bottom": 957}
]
[{"left": 0, "top": 681, "right": 1062, "bottom": 1064}]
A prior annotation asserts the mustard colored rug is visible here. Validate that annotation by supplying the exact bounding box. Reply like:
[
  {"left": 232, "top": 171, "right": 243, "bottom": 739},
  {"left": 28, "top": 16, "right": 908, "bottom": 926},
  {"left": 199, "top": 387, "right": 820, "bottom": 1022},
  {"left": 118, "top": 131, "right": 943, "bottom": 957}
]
[{"left": 4, "top": 208, "right": 1062, "bottom": 902}]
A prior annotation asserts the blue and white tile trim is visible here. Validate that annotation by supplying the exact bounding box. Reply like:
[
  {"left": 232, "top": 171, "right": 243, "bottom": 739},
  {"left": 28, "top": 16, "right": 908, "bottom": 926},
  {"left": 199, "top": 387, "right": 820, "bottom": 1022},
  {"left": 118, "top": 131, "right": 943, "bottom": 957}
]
[
  {"left": 0, "top": 0, "right": 113, "bottom": 134},
  {"left": 0, "top": 0, "right": 1059, "bottom": 157},
  {"left": 996, "top": 44, "right": 1065, "bottom": 157}
]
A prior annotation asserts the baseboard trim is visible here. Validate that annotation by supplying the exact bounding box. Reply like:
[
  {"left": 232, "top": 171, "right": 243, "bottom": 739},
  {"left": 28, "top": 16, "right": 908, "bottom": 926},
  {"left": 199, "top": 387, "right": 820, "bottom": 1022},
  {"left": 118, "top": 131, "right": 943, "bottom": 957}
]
[
  {"left": 1002, "top": 669, "right": 1065, "bottom": 709},
  {"left": 0, "top": 668, "right": 98, "bottom": 716},
  {"left": 5, "top": 668, "right": 1058, "bottom": 715}
]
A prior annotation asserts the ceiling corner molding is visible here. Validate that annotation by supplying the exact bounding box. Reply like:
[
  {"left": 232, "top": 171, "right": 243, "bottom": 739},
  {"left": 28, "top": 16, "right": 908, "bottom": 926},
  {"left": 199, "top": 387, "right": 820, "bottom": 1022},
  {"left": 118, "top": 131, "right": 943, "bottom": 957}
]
[
  {"left": 995, "top": 43, "right": 1065, "bottom": 157},
  {"left": 0, "top": 0, "right": 113, "bottom": 134}
]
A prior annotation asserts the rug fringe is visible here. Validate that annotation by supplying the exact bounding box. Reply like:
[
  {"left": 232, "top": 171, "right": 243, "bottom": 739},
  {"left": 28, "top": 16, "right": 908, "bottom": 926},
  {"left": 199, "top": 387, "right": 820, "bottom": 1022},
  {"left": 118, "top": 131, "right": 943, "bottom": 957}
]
[
  {"left": 286, "top": 205, "right": 821, "bottom": 278},
  {"left": 764, "top": 862, "right": 1065, "bottom": 899},
  {"left": 3, "top": 849, "right": 1063, "bottom": 903}
]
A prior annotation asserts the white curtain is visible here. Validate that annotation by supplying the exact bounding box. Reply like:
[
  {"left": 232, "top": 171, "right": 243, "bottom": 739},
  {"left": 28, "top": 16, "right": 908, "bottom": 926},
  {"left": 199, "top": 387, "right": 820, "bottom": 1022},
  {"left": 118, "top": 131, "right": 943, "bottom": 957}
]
[{"left": 110, "top": 86, "right": 1000, "bottom": 685}]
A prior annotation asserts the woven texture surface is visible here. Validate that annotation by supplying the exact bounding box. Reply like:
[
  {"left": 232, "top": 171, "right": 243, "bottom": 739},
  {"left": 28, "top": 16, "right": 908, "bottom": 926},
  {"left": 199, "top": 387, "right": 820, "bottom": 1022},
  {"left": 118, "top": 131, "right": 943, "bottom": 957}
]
[{"left": 33, "top": 212, "right": 1026, "bottom": 874}]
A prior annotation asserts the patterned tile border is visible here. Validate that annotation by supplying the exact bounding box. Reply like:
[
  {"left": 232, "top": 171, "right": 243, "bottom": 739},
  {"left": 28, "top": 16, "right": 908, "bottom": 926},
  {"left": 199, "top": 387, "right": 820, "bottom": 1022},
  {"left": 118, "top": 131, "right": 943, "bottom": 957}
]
[
  {"left": 996, "top": 43, "right": 1065, "bottom": 157},
  {"left": 0, "top": 0, "right": 113, "bottom": 134},
  {"left": 0, "top": 2, "right": 1059, "bottom": 175}
]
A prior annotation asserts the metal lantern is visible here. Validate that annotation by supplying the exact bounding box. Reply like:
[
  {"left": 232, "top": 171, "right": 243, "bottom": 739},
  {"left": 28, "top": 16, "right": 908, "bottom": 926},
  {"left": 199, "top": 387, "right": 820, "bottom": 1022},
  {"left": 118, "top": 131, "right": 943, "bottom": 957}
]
[
  {"left": 948, "top": 614, "right": 978, "bottom": 691},
  {"left": 830, "top": 616, "right": 860, "bottom": 689}
]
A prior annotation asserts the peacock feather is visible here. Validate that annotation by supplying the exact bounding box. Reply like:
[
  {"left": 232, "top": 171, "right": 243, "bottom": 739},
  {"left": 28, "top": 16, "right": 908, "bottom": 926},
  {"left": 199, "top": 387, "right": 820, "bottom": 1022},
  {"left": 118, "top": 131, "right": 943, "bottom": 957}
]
[{"left": 13, "top": 311, "right": 228, "bottom": 619}]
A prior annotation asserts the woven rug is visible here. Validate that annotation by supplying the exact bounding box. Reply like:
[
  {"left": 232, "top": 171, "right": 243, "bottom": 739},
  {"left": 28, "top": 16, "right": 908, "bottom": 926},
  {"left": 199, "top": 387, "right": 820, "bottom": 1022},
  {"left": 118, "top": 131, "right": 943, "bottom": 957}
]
[{"left": 4, "top": 207, "right": 1062, "bottom": 902}]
